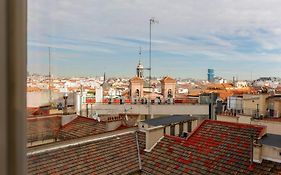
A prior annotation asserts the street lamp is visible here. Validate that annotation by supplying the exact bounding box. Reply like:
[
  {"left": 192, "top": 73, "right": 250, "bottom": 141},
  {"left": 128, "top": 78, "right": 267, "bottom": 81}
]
[{"left": 148, "top": 17, "right": 159, "bottom": 117}]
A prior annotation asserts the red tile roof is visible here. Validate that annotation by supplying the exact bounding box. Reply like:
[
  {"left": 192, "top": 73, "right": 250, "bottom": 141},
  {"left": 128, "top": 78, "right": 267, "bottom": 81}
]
[
  {"left": 58, "top": 116, "right": 107, "bottom": 141},
  {"left": 27, "top": 132, "right": 140, "bottom": 175},
  {"left": 161, "top": 76, "right": 176, "bottom": 83},
  {"left": 26, "top": 120, "right": 281, "bottom": 175},
  {"left": 141, "top": 120, "right": 266, "bottom": 174},
  {"left": 129, "top": 76, "right": 144, "bottom": 83},
  {"left": 253, "top": 160, "right": 281, "bottom": 174}
]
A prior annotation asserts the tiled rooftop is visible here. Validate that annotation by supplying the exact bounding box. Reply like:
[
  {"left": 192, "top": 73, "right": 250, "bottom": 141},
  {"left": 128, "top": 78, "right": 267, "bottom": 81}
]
[
  {"left": 58, "top": 116, "right": 107, "bottom": 141},
  {"left": 27, "top": 119, "right": 281, "bottom": 175},
  {"left": 137, "top": 131, "right": 146, "bottom": 153},
  {"left": 141, "top": 120, "right": 266, "bottom": 174},
  {"left": 253, "top": 160, "right": 281, "bottom": 174},
  {"left": 27, "top": 132, "right": 140, "bottom": 175}
]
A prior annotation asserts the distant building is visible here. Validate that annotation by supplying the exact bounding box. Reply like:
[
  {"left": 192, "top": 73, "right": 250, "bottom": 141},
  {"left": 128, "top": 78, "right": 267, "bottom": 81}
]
[
  {"left": 235, "top": 81, "right": 248, "bottom": 88},
  {"left": 266, "top": 95, "right": 281, "bottom": 118},
  {"left": 213, "top": 76, "right": 227, "bottom": 84},
  {"left": 243, "top": 94, "right": 269, "bottom": 118},
  {"left": 161, "top": 76, "right": 176, "bottom": 102},
  {"left": 95, "top": 86, "right": 103, "bottom": 103},
  {"left": 207, "top": 68, "right": 215, "bottom": 82},
  {"left": 253, "top": 77, "right": 280, "bottom": 88},
  {"left": 227, "top": 96, "right": 243, "bottom": 113},
  {"left": 129, "top": 76, "right": 144, "bottom": 102}
]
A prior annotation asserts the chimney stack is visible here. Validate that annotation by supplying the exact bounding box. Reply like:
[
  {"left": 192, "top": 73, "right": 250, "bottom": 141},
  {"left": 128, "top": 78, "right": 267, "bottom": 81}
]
[{"left": 139, "top": 124, "right": 164, "bottom": 152}]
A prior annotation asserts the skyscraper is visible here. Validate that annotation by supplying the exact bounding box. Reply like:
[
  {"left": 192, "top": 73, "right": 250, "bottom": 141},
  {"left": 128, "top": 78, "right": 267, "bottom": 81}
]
[{"left": 208, "top": 69, "right": 215, "bottom": 82}]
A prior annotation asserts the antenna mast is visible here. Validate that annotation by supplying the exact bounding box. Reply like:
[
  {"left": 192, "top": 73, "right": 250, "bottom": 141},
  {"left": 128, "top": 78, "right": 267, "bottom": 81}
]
[
  {"left": 139, "top": 46, "right": 142, "bottom": 63},
  {"left": 48, "top": 47, "right": 52, "bottom": 105},
  {"left": 148, "top": 17, "right": 159, "bottom": 118}
]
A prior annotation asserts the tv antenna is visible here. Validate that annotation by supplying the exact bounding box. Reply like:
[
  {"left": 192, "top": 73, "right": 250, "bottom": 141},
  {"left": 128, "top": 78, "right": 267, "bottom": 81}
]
[{"left": 48, "top": 47, "right": 52, "bottom": 105}]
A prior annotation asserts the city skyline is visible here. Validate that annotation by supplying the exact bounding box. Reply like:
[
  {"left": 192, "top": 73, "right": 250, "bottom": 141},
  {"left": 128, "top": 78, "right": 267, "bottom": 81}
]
[{"left": 28, "top": 0, "right": 281, "bottom": 79}]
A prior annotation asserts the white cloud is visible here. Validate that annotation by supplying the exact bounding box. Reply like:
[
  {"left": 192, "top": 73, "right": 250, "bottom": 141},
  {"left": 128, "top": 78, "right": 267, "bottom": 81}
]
[{"left": 28, "top": 0, "right": 281, "bottom": 77}]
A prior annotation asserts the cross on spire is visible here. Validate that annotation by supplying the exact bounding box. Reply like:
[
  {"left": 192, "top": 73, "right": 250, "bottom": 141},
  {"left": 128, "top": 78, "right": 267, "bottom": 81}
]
[{"left": 139, "top": 46, "right": 142, "bottom": 64}]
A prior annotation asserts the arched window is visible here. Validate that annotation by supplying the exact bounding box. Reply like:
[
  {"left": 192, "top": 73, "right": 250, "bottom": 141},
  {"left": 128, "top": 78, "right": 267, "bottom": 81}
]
[
  {"left": 135, "top": 89, "right": 140, "bottom": 97},
  {"left": 168, "top": 89, "right": 173, "bottom": 98}
]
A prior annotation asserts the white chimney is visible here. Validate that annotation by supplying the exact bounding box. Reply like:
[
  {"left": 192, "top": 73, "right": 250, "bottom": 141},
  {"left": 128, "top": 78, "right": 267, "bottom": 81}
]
[
  {"left": 74, "top": 92, "right": 81, "bottom": 115},
  {"left": 139, "top": 125, "right": 164, "bottom": 152}
]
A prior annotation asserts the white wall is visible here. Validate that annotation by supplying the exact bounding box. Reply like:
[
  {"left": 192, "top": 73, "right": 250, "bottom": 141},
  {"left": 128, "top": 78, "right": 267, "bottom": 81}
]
[
  {"left": 95, "top": 87, "right": 103, "bottom": 103},
  {"left": 85, "top": 104, "right": 209, "bottom": 116},
  {"left": 27, "top": 91, "right": 75, "bottom": 107},
  {"left": 252, "top": 120, "right": 281, "bottom": 135},
  {"left": 165, "top": 126, "right": 170, "bottom": 135},
  {"left": 175, "top": 124, "right": 179, "bottom": 136},
  {"left": 217, "top": 115, "right": 281, "bottom": 135},
  {"left": 227, "top": 96, "right": 243, "bottom": 110},
  {"left": 262, "top": 145, "right": 281, "bottom": 163},
  {"left": 61, "top": 114, "right": 77, "bottom": 126},
  {"left": 106, "top": 121, "right": 122, "bottom": 131},
  {"left": 217, "top": 115, "right": 239, "bottom": 123},
  {"left": 238, "top": 115, "right": 252, "bottom": 124}
]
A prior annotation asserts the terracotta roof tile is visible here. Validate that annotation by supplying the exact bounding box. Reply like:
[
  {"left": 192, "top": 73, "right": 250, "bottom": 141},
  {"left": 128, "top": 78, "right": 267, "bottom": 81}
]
[
  {"left": 58, "top": 116, "right": 107, "bottom": 141},
  {"left": 161, "top": 76, "right": 176, "bottom": 83},
  {"left": 141, "top": 120, "right": 265, "bottom": 174},
  {"left": 27, "top": 132, "right": 140, "bottom": 175},
  {"left": 27, "top": 119, "right": 281, "bottom": 175}
]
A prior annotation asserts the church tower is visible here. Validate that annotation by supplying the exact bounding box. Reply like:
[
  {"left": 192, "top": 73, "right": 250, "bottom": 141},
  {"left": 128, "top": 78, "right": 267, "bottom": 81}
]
[
  {"left": 161, "top": 76, "right": 176, "bottom": 102},
  {"left": 136, "top": 47, "right": 144, "bottom": 78}
]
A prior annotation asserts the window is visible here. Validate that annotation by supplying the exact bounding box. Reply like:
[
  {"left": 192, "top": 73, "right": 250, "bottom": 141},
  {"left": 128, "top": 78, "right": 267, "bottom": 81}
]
[
  {"left": 135, "top": 89, "right": 140, "bottom": 97},
  {"left": 188, "top": 122, "right": 192, "bottom": 132},
  {"left": 168, "top": 89, "right": 173, "bottom": 98},
  {"left": 170, "top": 125, "right": 175, "bottom": 136}
]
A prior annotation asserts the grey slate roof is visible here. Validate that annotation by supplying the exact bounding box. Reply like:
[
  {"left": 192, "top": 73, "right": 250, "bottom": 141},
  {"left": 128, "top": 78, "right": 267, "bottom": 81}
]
[
  {"left": 142, "top": 115, "right": 197, "bottom": 126},
  {"left": 259, "top": 133, "right": 281, "bottom": 148}
]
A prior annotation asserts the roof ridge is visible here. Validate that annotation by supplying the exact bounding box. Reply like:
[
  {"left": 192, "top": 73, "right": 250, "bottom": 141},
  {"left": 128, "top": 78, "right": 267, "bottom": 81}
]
[
  {"left": 135, "top": 132, "right": 142, "bottom": 170},
  {"left": 27, "top": 131, "right": 135, "bottom": 156},
  {"left": 206, "top": 119, "right": 265, "bottom": 129}
]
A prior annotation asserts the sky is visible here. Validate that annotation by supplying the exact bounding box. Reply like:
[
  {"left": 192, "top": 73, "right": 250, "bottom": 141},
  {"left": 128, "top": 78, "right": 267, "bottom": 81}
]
[{"left": 28, "top": 0, "right": 281, "bottom": 80}]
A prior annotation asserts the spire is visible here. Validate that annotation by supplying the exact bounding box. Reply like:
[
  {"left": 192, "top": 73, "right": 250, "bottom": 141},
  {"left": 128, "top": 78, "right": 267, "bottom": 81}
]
[
  {"left": 136, "top": 47, "right": 144, "bottom": 78},
  {"left": 138, "top": 46, "right": 142, "bottom": 64},
  {"left": 103, "top": 72, "right": 106, "bottom": 83}
]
